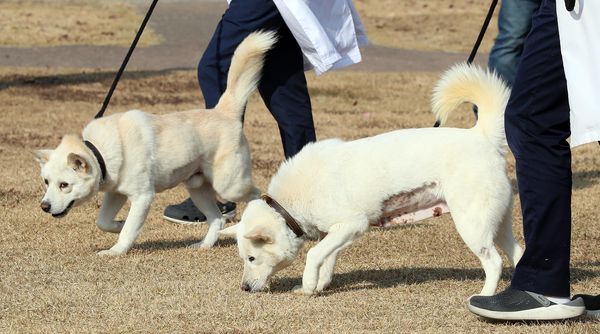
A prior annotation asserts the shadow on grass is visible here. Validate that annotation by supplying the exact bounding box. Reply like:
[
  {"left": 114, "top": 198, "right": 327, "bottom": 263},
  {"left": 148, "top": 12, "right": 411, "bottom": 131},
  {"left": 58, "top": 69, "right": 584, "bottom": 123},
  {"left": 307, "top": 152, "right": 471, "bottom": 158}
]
[
  {"left": 573, "top": 260, "right": 600, "bottom": 267},
  {"left": 0, "top": 68, "right": 187, "bottom": 90},
  {"left": 269, "top": 266, "right": 600, "bottom": 296},
  {"left": 132, "top": 237, "right": 236, "bottom": 251},
  {"left": 573, "top": 170, "right": 600, "bottom": 190},
  {"left": 476, "top": 316, "right": 597, "bottom": 325}
]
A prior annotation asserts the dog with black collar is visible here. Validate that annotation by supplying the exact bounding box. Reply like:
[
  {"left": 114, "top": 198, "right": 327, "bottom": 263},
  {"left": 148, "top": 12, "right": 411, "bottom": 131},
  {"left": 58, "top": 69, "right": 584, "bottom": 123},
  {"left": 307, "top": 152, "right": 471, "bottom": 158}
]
[{"left": 32, "top": 31, "right": 275, "bottom": 255}]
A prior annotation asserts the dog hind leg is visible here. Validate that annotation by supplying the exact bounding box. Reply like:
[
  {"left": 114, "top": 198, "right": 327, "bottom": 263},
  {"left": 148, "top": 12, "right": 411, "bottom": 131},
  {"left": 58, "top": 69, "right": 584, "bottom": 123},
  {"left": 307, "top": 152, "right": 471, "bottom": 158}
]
[
  {"left": 448, "top": 206, "right": 503, "bottom": 296},
  {"left": 210, "top": 146, "right": 260, "bottom": 203},
  {"left": 188, "top": 184, "right": 225, "bottom": 249},
  {"left": 96, "top": 192, "right": 127, "bottom": 233},
  {"left": 494, "top": 207, "right": 523, "bottom": 268}
]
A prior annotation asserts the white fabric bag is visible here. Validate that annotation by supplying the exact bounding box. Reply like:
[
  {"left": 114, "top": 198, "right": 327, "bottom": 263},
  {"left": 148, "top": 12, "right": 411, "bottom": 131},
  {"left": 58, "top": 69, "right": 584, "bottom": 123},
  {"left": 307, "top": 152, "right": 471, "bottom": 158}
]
[
  {"left": 557, "top": 0, "right": 600, "bottom": 147},
  {"left": 273, "top": 0, "right": 368, "bottom": 74},
  {"left": 225, "top": 0, "right": 367, "bottom": 75}
]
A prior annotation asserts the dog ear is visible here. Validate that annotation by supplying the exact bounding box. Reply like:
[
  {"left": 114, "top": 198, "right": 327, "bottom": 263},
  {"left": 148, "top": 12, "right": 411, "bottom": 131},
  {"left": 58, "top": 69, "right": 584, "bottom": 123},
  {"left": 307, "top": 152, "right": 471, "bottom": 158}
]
[
  {"left": 67, "top": 153, "right": 91, "bottom": 174},
  {"left": 243, "top": 225, "right": 273, "bottom": 244},
  {"left": 218, "top": 224, "right": 239, "bottom": 239},
  {"left": 32, "top": 149, "right": 52, "bottom": 167}
]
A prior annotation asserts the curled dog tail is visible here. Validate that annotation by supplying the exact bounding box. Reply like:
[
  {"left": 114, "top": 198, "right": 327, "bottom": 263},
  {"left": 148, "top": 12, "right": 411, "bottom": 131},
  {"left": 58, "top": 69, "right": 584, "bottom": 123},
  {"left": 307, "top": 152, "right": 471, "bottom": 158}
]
[
  {"left": 431, "top": 63, "right": 511, "bottom": 146},
  {"left": 215, "top": 30, "right": 277, "bottom": 120}
]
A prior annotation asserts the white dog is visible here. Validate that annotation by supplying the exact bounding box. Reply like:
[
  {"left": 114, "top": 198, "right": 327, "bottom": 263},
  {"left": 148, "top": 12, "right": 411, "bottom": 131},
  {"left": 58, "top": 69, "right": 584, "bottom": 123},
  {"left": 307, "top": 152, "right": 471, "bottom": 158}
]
[
  {"left": 33, "top": 31, "right": 276, "bottom": 255},
  {"left": 220, "top": 64, "right": 524, "bottom": 296}
]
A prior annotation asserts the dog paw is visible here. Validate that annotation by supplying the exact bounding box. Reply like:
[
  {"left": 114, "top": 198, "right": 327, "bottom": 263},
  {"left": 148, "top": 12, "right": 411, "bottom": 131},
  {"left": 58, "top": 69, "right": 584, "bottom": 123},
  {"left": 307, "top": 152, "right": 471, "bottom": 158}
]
[
  {"left": 97, "top": 249, "right": 125, "bottom": 256},
  {"left": 292, "top": 285, "right": 315, "bottom": 296},
  {"left": 189, "top": 241, "right": 212, "bottom": 250},
  {"left": 315, "top": 283, "right": 330, "bottom": 293}
]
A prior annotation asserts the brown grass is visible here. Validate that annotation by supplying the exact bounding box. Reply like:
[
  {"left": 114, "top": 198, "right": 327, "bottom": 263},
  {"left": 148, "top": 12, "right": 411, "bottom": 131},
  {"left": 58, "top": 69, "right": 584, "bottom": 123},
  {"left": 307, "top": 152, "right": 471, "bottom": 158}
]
[
  {"left": 1, "top": 0, "right": 498, "bottom": 52},
  {"left": 0, "top": 67, "right": 598, "bottom": 333},
  {"left": 0, "top": 0, "right": 161, "bottom": 47},
  {"left": 355, "top": 0, "right": 499, "bottom": 52}
]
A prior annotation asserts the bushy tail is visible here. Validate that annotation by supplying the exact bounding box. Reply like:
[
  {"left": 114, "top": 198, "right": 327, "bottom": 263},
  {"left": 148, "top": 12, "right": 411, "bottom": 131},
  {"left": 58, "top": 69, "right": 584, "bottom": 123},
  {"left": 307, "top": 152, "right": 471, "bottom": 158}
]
[
  {"left": 215, "top": 31, "right": 277, "bottom": 119},
  {"left": 431, "top": 63, "right": 511, "bottom": 146}
]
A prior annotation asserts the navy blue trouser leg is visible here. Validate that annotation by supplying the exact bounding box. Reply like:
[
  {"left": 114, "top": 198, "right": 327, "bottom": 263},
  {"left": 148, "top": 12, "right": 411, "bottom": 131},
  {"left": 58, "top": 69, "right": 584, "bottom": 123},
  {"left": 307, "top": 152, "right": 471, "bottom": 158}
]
[
  {"left": 198, "top": 0, "right": 315, "bottom": 158},
  {"left": 505, "top": 0, "right": 572, "bottom": 297}
]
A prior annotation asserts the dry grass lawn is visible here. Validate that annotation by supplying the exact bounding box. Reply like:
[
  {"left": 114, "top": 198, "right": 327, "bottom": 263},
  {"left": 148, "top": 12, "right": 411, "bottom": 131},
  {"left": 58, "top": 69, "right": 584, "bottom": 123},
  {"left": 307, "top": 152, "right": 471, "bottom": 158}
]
[
  {"left": 0, "top": 67, "right": 599, "bottom": 333},
  {"left": 0, "top": 0, "right": 161, "bottom": 47},
  {"left": 356, "top": 0, "right": 499, "bottom": 52},
  {"left": 0, "top": 0, "right": 597, "bottom": 332},
  {"left": 1, "top": 0, "right": 497, "bottom": 52}
]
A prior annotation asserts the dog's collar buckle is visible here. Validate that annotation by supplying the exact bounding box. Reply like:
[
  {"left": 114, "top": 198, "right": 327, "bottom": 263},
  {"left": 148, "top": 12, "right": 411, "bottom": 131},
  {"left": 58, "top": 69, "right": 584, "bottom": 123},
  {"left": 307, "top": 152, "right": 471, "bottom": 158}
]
[
  {"left": 84, "top": 140, "right": 107, "bottom": 182},
  {"left": 261, "top": 194, "right": 304, "bottom": 238}
]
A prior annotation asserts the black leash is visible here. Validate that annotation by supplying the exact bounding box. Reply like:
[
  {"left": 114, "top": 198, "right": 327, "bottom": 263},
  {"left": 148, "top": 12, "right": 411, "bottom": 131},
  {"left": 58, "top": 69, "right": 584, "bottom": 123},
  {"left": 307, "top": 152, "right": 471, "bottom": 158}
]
[
  {"left": 94, "top": 0, "right": 160, "bottom": 119},
  {"left": 433, "top": 0, "right": 498, "bottom": 128},
  {"left": 466, "top": 0, "right": 498, "bottom": 65}
]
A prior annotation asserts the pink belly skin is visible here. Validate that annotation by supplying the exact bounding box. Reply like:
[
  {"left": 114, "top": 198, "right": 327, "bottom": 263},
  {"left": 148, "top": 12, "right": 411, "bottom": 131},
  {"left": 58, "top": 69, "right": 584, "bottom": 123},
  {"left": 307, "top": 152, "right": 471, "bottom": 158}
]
[
  {"left": 372, "top": 203, "right": 450, "bottom": 227},
  {"left": 370, "top": 185, "right": 450, "bottom": 227}
]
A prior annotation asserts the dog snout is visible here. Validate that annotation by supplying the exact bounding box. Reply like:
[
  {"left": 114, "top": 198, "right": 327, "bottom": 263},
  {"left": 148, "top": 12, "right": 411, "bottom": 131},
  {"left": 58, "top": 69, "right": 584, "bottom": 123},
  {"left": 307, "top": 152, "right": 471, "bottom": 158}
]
[
  {"left": 240, "top": 283, "right": 252, "bottom": 292},
  {"left": 40, "top": 201, "right": 51, "bottom": 213}
]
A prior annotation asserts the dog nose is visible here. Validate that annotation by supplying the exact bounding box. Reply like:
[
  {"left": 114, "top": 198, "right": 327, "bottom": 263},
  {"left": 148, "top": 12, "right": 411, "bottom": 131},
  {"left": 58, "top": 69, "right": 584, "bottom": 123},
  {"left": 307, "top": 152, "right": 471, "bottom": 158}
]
[
  {"left": 240, "top": 283, "right": 251, "bottom": 292},
  {"left": 40, "top": 202, "right": 51, "bottom": 213}
]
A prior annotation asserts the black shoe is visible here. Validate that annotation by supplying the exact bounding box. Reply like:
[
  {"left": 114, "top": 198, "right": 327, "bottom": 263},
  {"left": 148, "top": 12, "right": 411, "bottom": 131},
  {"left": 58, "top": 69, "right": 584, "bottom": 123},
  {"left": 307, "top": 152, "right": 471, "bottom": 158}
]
[
  {"left": 572, "top": 294, "right": 600, "bottom": 319},
  {"left": 163, "top": 198, "right": 236, "bottom": 225},
  {"left": 468, "top": 288, "right": 585, "bottom": 320}
]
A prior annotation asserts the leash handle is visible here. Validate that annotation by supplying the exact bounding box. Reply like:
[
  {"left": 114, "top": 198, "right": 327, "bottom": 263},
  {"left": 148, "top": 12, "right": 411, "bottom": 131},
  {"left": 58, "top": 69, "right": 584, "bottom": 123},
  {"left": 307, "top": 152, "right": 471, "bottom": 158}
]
[{"left": 95, "top": 0, "right": 160, "bottom": 119}]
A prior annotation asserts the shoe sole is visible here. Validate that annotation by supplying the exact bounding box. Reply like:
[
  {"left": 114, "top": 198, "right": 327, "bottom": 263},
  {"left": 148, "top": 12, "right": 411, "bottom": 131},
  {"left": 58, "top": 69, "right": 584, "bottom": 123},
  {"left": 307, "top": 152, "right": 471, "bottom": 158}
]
[
  {"left": 163, "top": 210, "right": 236, "bottom": 225},
  {"left": 585, "top": 309, "right": 600, "bottom": 320},
  {"left": 468, "top": 299, "right": 586, "bottom": 321}
]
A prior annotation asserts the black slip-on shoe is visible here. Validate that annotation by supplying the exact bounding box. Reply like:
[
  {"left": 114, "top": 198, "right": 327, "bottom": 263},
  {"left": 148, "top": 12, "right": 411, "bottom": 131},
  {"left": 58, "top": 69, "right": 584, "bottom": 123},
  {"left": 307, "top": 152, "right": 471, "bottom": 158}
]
[
  {"left": 468, "top": 288, "right": 585, "bottom": 321},
  {"left": 572, "top": 294, "right": 600, "bottom": 320},
  {"left": 163, "top": 198, "right": 236, "bottom": 225}
]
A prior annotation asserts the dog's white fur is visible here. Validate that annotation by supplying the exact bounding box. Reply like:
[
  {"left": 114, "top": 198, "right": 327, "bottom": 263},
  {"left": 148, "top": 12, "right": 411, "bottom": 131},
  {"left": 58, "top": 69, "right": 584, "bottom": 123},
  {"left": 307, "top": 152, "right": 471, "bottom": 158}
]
[
  {"left": 220, "top": 64, "right": 524, "bottom": 296},
  {"left": 33, "top": 31, "right": 277, "bottom": 255}
]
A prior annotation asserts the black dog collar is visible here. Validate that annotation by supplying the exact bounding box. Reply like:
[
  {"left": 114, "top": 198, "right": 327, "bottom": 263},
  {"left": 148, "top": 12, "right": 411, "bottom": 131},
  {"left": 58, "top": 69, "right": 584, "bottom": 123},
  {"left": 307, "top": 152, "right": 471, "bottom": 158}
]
[{"left": 84, "top": 140, "right": 107, "bottom": 181}]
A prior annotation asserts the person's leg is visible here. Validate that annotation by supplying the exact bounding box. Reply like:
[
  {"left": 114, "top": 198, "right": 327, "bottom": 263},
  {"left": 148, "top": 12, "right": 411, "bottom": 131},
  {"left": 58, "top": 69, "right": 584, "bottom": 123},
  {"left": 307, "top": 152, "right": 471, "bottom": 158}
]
[
  {"left": 165, "top": 0, "right": 304, "bottom": 223},
  {"left": 198, "top": 0, "right": 314, "bottom": 158},
  {"left": 488, "top": 0, "right": 541, "bottom": 85},
  {"left": 505, "top": 0, "right": 571, "bottom": 298},
  {"left": 257, "top": 24, "right": 315, "bottom": 158},
  {"left": 468, "top": 0, "right": 584, "bottom": 320},
  {"left": 197, "top": 0, "right": 284, "bottom": 108}
]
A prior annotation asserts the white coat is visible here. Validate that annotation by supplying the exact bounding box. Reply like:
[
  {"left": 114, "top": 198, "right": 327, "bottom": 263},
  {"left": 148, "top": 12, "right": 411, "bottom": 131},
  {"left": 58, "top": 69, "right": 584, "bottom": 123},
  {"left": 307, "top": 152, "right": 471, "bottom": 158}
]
[
  {"left": 226, "top": 0, "right": 368, "bottom": 75},
  {"left": 557, "top": 1, "right": 600, "bottom": 147}
]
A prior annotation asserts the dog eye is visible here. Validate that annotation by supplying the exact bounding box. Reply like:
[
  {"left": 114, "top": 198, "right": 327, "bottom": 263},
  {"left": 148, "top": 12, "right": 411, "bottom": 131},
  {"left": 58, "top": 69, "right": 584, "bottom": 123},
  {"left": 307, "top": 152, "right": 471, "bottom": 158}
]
[
  {"left": 59, "top": 182, "right": 69, "bottom": 189},
  {"left": 44, "top": 179, "right": 48, "bottom": 185},
  {"left": 248, "top": 256, "right": 255, "bottom": 262}
]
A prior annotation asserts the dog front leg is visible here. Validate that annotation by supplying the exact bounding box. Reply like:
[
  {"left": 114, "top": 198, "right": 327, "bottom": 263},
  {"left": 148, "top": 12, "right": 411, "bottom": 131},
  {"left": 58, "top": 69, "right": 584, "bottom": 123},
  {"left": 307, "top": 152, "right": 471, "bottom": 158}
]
[
  {"left": 96, "top": 192, "right": 127, "bottom": 233},
  {"left": 315, "top": 249, "right": 341, "bottom": 292},
  {"left": 296, "top": 223, "right": 362, "bottom": 295},
  {"left": 97, "top": 193, "right": 154, "bottom": 256},
  {"left": 315, "top": 239, "right": 353, "bottom": 292}
]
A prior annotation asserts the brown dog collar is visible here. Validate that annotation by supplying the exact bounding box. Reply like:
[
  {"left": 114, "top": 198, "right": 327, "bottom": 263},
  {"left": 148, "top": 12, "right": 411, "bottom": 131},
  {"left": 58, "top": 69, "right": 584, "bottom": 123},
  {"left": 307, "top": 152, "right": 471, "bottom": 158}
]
[{"left": 261, "top": 194, "right": 304, "bottom": 238}]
